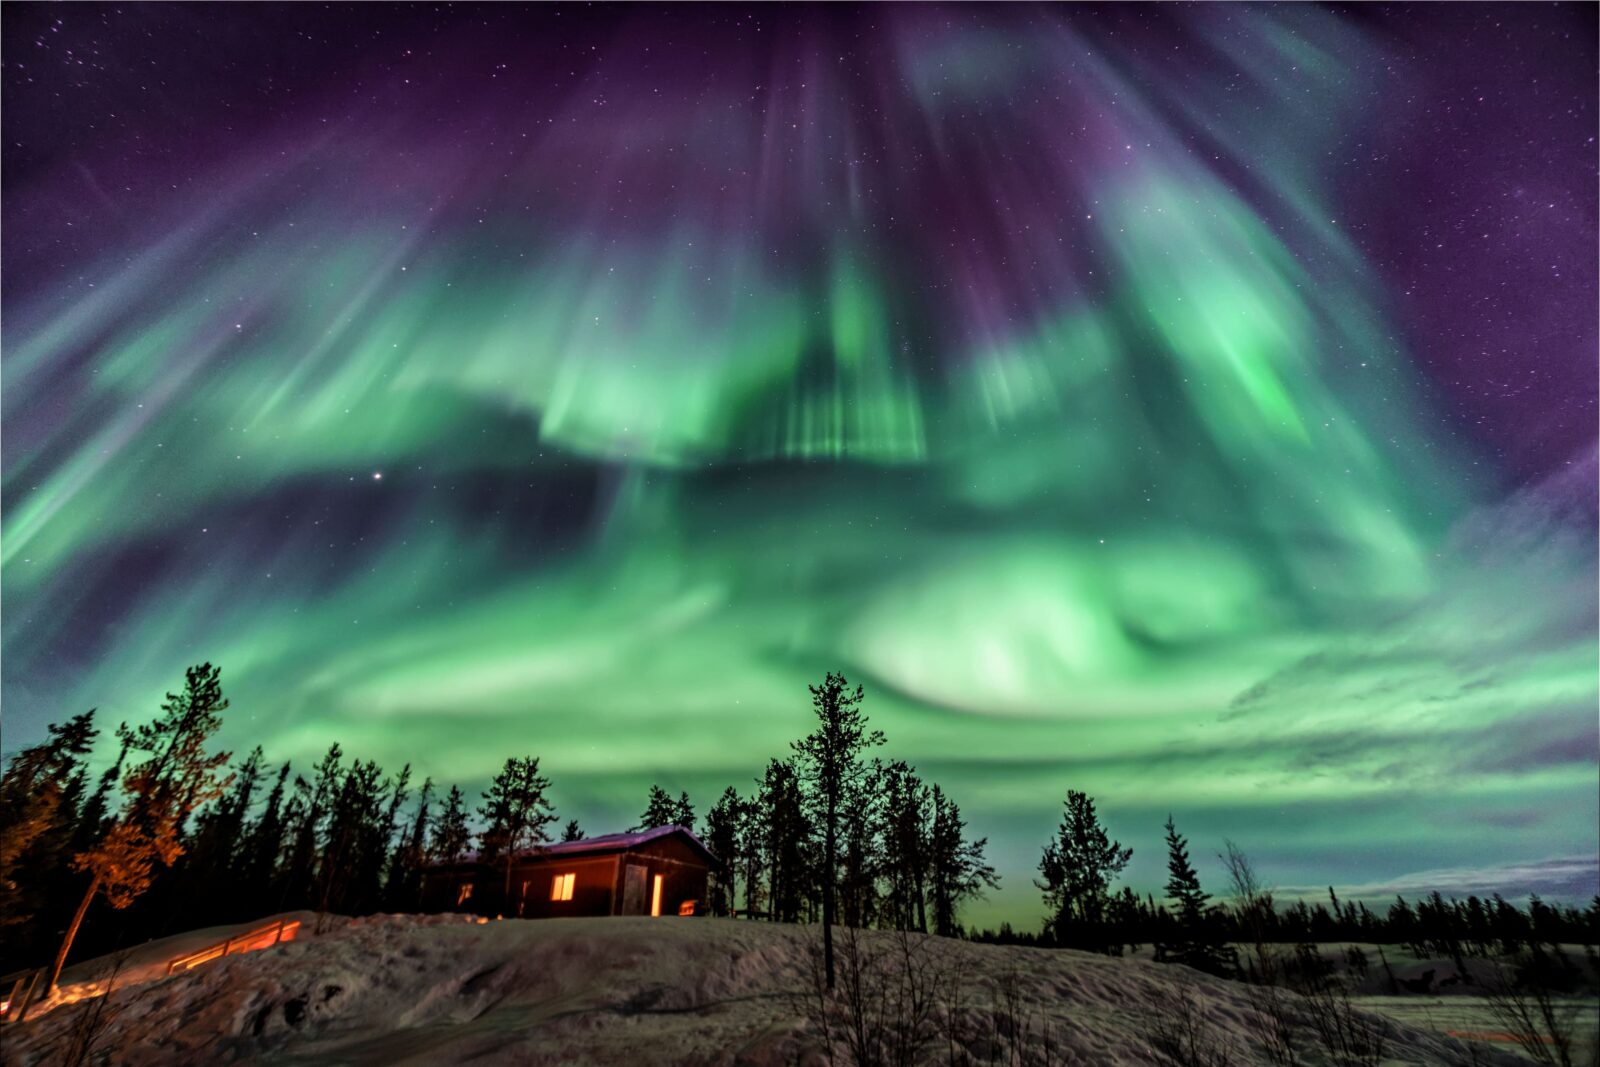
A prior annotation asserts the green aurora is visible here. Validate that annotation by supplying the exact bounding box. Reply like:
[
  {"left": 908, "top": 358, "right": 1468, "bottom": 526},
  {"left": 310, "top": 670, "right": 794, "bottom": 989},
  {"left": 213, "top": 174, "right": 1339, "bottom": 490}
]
[{"left": 3, "top": 5, "right": 1595, "bottom": 927}]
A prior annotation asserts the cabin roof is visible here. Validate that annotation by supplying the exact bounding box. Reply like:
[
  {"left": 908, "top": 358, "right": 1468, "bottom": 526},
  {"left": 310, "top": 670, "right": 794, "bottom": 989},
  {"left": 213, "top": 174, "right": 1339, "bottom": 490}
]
[
  {"left": 538, "top": 825, "right": 715, "bottom": 862},
  {"left": 448, "top": 825, "right": 716, "bottom": 867}
]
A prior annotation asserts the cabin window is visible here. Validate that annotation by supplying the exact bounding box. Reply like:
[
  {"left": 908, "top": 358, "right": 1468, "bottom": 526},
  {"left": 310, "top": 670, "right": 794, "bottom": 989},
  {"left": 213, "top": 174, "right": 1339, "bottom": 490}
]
[
  {"left": 651, "top": 873, "right": 663, "bottom": 917},
  {"left": 456, "top": 883, "right": 474, "bottom": 906},
  {"left": 551, "top": 872, "right": 576, "bottom": 902}
]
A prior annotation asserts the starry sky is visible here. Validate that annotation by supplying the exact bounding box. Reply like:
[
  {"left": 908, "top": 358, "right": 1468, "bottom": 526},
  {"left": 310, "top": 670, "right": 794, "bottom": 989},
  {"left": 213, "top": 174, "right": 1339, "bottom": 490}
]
[{"left": 3, "top": 3, "right": 1596, "bottom": 926}]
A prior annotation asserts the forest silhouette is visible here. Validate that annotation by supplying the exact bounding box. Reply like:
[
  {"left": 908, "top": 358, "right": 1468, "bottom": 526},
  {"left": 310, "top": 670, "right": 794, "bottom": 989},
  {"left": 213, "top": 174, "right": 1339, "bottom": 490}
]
[{"left": 2, "top": 662, "right": 1595, "bottom": 1002}]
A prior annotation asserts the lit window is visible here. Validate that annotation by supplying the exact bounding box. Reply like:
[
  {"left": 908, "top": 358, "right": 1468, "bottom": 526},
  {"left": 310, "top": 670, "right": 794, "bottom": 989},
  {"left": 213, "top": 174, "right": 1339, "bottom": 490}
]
[
  {"left": 551, "top": 872, "right": 576, "bottom": 901},
  {"left": 456, "top": 883, "right": 474, "bottom": 906},
  {"left": 651, "top": 874, "right": 663, "bottom": 917}
]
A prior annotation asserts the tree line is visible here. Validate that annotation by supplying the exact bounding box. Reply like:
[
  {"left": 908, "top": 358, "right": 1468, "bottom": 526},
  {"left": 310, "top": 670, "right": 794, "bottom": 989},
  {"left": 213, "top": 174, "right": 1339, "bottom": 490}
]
[
  {"left": 0, "top": 666, "right": 998, "bottom": 995},
  {"left": 987, "top": 788, "right": 1599, "bottom": 982},
  {"left": 3, "top": 662, "right": 1595, "bottom": 1001}
]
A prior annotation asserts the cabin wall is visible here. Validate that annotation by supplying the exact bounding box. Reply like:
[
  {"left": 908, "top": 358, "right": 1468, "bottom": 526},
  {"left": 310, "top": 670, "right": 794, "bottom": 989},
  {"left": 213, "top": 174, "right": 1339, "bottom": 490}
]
[
  {"left": 512, "top": 856, "right": 618, "bottom": 919},
  {"left": 420, "top": 867, "right": 484, "bottom": 914},
  {"left": 420, "top": 833, "right": 713, "bottom": 919},
  {"left": 617, "top": 847, "right": 708, "bottom": 917}
]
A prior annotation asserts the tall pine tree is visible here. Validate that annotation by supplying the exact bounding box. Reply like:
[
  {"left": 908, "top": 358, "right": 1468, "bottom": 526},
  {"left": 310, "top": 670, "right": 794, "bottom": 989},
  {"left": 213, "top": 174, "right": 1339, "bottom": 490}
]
[
  {"left": 48, "top": 664, "right": 232, "bottom": 995},
  {"left": 429, "top": 785, "right": 472, "bottom": 865},
  {"left": 632, "top": 785, "right": 676, "bottom": 831},
  {"left": 927, "top": 785, "right": 997, "bottom": 938},
  {"left": 702, "top": 788, "right": 742, "bottom": 916},
  {"left": 759, "top": 758, "right": 810, "bottom": 924},
  {"left": 880, "top": 760, "right": 930, "bottom": 932},
  {"left": 385, "top": 776, "right": 432, "bottom": 910},
  {"left": 1035, "top": 789, "right": 1131, "bottom": 954},
  {"left": 791, "top": 672, "right": 883, "bottom": 988},
  {"left": 0, "top": 711, "right": 98, "bottom": 955},
  {"left": 477, "top": 756, "right": 556, "bottom": 912},
  {"left": 1159, "top": 815, "right": 1226, "bottom": 974}
]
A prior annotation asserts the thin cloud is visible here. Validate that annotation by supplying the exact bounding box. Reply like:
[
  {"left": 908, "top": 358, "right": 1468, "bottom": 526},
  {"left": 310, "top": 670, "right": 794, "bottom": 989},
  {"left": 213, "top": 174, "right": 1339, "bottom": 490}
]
[{"left": 1282, "top": 855, "right": 1600, "bottom": 905}]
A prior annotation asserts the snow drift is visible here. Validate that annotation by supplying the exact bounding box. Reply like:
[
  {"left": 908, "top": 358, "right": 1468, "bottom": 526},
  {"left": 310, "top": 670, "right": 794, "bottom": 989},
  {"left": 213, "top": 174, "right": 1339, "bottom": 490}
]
[{"left": 6, "top": 913, "right": 1531, "bottom": 1065}]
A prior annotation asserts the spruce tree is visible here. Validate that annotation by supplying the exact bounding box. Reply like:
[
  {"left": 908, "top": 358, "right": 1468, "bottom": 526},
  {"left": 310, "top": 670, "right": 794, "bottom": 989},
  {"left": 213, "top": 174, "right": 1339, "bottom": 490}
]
[
  {"left": 429, "top": 785, "right": 472, "bottom": 865},
  {"left": 1160, "top": 815, "right": 1225, "bottom": 974},
  {"left": 280, "top": 745, "right": 342, "bottom": 908},
  {"left": 477, "top": 756, "right": 556, "bottom": 910},
  {"left": 176, "top": 745, "right": 265, "bottom": 925},
  {"left": 759, "top": 758, "right": 810, "bottom": 924},
  {"left": 837, "top": 761, "right": 884, "bottom": 929},
  {"left": 317, "top": 759, "right": 385, "bottom": 914},
  {"left": 703, "top": 788, "right": 742, "bottom": 916},
  {"left": 362, "top": 762, "right": 410, "bottom": 909},
  {"left": 560, "top": 818, "right": 585, "bottom": 842},
  {"left": 735, "top": 791, "right": 765, "bottom": 919},
  {"left": 0, "top": 711, "right": 98, "bottom": 951},
  {"left": 48, "top": 664, "right": 232, "bottom": 995},
  {"left": 71, "top": 736, "right": 126, "bottom": 856},
  {"left": 386, "top": 776, "right": 432, "bottom": 910},
  {"left": 673, "top": 791, "right": 696, "bottom": 833},
  {"left": 927, "top": 785, "right": 997, "bottom": 938},
  {"left": 791, "top": 671, "right": 883, "bottom": 988},
  {"left": 632, "top": 785, "right": 675, "bottom": 831},
  {"left": 880, "top": 760, "right": 931, "bottom": 932},
  {"left": 1035, "top": 789, "right": 1131, "bottom": 953}
]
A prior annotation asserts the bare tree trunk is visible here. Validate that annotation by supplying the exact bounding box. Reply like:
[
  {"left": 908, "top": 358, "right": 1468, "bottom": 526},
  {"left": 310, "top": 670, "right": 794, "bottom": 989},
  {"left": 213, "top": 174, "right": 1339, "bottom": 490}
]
[
  {"left": 823, "top": 796, "right": 836, "bottom": 990},
  {"left": 504, "top": 852, "right": 514, "bottom": 915},
  {"left": 46, "top": 874, "right": 101, "bottom": 1000}
]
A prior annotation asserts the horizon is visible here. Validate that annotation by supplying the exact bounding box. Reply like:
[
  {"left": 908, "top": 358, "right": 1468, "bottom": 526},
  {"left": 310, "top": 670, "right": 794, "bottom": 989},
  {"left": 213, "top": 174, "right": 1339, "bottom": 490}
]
[
  {"left": 5, "top": 669, "right": 1596, "bottom": 932},
  {"left": 3, "top": 3, "right": 1597, "bottom": 935}
]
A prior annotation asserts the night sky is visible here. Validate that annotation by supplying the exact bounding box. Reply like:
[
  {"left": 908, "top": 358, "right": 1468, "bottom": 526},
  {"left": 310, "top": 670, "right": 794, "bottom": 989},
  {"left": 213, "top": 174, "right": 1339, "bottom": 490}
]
[{"left": 4, "top": 3, "right": 1596, "bottom": 926}]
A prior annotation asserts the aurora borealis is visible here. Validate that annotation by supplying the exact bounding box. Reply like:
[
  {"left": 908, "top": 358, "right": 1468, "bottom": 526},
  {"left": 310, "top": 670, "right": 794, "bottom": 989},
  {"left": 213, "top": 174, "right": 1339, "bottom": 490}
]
[{"left": 3, "top": 4, "right": 1596, "bottom": 925}]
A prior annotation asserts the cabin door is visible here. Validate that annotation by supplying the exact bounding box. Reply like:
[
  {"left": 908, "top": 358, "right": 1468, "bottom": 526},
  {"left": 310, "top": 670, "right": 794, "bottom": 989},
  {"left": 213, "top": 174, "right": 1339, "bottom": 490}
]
[{"left": 621, "top": 863, "right": 648, "bottom": 915}]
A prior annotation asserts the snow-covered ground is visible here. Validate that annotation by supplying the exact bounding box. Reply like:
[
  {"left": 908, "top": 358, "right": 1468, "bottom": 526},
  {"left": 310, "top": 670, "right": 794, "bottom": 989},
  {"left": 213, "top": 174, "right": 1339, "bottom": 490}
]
[
  {"left": 5, "top": 913, "right": 1585, "bottom": 1065},
  {"left": 16, "top": 910, "right": 327, "bottom": 1011}
]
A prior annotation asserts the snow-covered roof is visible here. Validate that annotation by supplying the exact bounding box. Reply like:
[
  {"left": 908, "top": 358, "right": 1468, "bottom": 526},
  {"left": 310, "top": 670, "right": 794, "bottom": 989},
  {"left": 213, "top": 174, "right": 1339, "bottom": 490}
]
[
  {"left": 537, "top": 825, "right": 715, "bottom": 861},
  {"left": 448, "top": 825, "right": 716, "bottom": 867}
]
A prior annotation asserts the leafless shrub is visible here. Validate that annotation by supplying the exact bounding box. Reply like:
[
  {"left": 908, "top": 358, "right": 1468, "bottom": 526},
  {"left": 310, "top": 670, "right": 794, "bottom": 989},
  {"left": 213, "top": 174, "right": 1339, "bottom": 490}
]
[
  {"left": 1416, "top": 1001, "right": 1493, "bottom": 1067},
  {"left": 1455, "top": 1037, "right": 1492, "bottom": 1067},
  {"left": 1143, "top": 987, "right": 1234, "bottom": 1067},
  {"left": 1228, "top": 928, "right": 1298, "bottom": 1066},
  {"left": 1242, "top": 969, "right": 1301, "bottom": 1067},
  {"left": 940, "top": 964, "right": 1065, "bottom": 1067},
  {"left": 1482, "top": 955, "right": 1597, "bottom": 1067},
  {"left": 1285, "top": 957, "right": 1387, "bottom": 1067},
  {"left": 941, "top": 954, "right": 971, "bottom": 1067},
  {"left": 801, "top": 929, "right": 842, "bottom": 1066},
  {"left": 1230, "top": 936, "right": 1388, "bottom": 1067},
  {"left": 1221, "top": 843, "right": 1298, "bottom": 1067},
  {"left": 799, "top": 928, "right": 1064, "bottom": 1067},
  {"left": 800, "top": 924, "right": 951, "bottom": 1067},
  {"left": 58, "top": 949, "right": 130, "bottom": 1067}
]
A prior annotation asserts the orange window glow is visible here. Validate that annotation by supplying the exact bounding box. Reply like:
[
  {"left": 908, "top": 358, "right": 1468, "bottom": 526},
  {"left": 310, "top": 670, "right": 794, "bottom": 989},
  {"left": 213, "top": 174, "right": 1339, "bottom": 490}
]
[
  {"left": 550, "top": 872, "right": 576, "bottom": 901},
  {"left": 651, "top": 873, "right": 663, "bottom": 917}
]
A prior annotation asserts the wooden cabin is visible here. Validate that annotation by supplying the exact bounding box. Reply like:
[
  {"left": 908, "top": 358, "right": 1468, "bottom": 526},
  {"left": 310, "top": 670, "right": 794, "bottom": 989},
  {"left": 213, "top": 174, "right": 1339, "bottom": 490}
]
[{"left": 421, "top": 825, "right": 714, "bottom": 919}]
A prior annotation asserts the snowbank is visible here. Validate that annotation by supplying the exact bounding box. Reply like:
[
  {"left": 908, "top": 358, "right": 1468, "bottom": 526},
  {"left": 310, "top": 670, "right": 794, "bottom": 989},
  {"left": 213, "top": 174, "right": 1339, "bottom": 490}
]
[
  {"left": 5, "top": 914, "right": 1537, "bottom": 1065},
  {"left": 30, "top": 911, "right": 328, "bottom": 1006}
]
